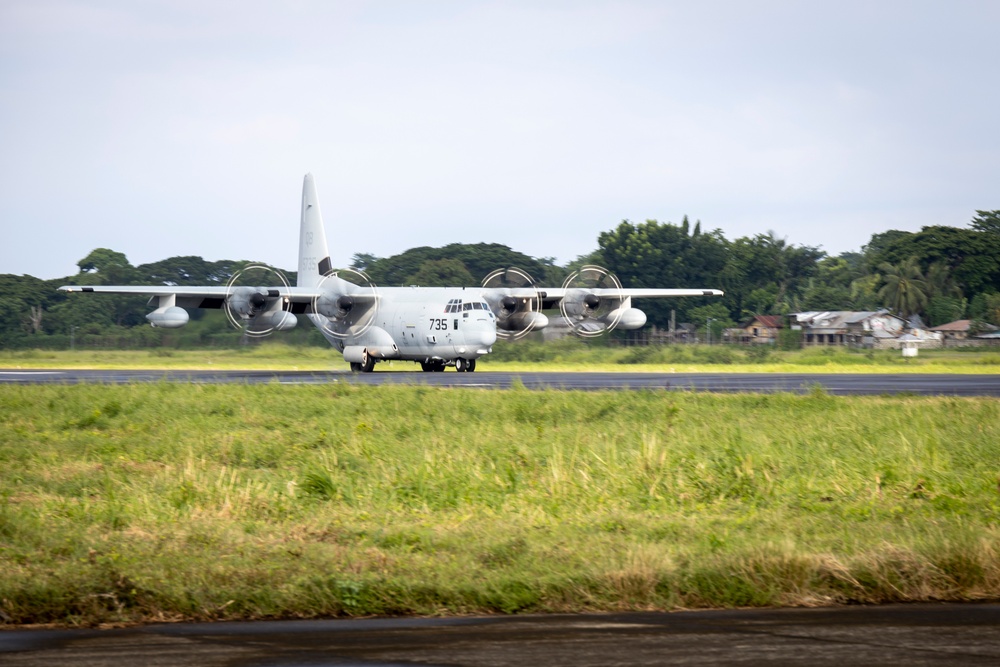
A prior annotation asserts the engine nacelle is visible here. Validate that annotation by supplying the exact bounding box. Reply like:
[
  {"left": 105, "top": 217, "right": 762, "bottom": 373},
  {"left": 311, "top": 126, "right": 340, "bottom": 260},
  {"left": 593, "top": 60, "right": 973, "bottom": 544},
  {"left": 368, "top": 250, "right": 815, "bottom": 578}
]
[
  {"left": 498, "top": 310, "right": 549, "bottom": 332},
  {"left": 343, "top": 344, "right": 399, "bottom": 363},
  {"left": 146, "top": 306, "right": 189, "bottom": 329},
  {"left": 608, "top": 307, "right": 646, "bottom": 330},
  {"left": 227, "top": 287, "right": 267, "bottom": 319},
  {"left": 562, "top": 289, "right": 602, "bottom": 319},
  {"left": 315, "top": 291, "right": 352, "bottom": 319},
  {"left": 259, "top": 310, "right": 297, "bottom": 331}
]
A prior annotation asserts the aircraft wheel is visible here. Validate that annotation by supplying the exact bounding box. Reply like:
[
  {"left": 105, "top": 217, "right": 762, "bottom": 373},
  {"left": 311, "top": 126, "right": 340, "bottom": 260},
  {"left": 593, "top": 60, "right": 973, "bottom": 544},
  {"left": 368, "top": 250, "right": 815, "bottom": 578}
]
[
  {"left": 467, "top": 359, "right": 476, "bottom": 372},
  {"left": 360, "top": 351, "right": 376, "bottom": 373},
  {"left": 350, "top": 362, "right": 362, "bottom": 373},
  {"left": 420, "top": 361, "right": 433, "bottom": 372},
  {"left": 433, "top": 360, "right": 446, "bottom": 372},
  {"left": 455, "top": 357, "right": 468, "bottom": 372}
]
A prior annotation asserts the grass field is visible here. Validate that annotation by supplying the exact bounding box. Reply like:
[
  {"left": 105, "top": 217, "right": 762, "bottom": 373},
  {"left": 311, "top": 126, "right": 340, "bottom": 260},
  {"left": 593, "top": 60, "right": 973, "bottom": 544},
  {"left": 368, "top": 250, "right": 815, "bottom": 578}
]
[
  {"left": 2, "top": 340, "right": 1000, "bottom": 373},
  {"left": 1, "top": 382, "right": 998, "bottom": 626}
]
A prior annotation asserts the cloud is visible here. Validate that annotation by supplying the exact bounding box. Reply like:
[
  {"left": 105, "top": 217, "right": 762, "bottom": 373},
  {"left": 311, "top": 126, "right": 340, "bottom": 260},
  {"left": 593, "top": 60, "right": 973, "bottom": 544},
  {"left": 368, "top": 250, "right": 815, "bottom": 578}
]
[{"left": 1, "top": 1, "right": 998, "bottom": 279}]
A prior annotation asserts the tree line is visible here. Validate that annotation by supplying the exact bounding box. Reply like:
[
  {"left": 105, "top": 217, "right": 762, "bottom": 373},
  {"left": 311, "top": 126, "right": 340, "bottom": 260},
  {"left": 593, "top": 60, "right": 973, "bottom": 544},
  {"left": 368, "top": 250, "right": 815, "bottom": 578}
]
[{"left": 2, "top": 211, "right": 998, "bottom": 349}]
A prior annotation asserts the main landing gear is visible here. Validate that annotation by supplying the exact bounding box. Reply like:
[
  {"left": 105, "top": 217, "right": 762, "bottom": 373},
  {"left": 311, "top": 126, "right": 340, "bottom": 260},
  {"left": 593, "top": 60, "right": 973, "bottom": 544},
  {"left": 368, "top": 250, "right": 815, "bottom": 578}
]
[
  {"left": 349, "top": 351, "right": 376, "bottom": 373},
  {"left": 419, "top": 360, "right": 446, "bottom": 372},
  {"left": 419, "top": 358, "right": 476, "bottom": 372}
]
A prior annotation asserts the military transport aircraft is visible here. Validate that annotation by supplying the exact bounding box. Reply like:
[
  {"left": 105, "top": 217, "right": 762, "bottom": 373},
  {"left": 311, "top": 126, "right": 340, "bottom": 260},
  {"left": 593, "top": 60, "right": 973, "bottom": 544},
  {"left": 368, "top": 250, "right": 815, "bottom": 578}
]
[{"left": 60, "top": 174, "right": 723, "bottom": 372}]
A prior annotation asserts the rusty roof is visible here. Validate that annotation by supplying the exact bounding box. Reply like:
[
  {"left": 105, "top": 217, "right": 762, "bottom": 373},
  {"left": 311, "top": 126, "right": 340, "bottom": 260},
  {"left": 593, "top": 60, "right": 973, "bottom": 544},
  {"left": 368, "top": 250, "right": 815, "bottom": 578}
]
[{"left": 930, "top": 319, "right": 971, "bottom": 332}]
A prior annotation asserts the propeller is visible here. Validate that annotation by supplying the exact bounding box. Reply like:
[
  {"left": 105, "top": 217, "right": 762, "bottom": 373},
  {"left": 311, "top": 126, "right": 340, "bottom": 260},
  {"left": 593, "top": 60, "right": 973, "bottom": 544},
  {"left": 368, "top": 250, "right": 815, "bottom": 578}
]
[
  {"left": 224, "top": 264, "right": 295, "bottom": 337},
  {"left": 559, "top": 265, "right": 624, "bottom": 337},
  {"left": 481, "top": 267, "right": 546, "bottom": 340},
  {"left": 312, "top": 268, "right": 379, "bottom": 339}
]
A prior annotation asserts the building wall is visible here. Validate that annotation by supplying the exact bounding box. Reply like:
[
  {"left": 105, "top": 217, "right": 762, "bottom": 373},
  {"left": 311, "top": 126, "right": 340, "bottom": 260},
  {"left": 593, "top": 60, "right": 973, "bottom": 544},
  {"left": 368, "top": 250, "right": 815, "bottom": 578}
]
[{"left": 875, "top": 337, "right": 942, "bottom": 350}]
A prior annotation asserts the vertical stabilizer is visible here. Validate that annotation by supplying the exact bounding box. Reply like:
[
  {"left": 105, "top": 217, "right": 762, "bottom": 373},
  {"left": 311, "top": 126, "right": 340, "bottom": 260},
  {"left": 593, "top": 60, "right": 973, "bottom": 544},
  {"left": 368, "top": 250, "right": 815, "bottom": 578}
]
[{"left": 298, "top": 173, "right": 332, "bottom": 288}]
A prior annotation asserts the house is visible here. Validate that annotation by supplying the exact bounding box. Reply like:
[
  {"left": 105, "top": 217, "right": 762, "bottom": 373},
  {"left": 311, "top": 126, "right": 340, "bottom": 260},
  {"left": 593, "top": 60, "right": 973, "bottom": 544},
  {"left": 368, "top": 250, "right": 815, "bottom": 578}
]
[
  {"left": 789, "top": 310, "right": 906, "bottom": 348},
  {"left": 975, "top": 330, "right": 1000, "bottom": 347},
  {"left": 930, "top": 319, "right": 1000, "bottom": 347},
  {"left": 929, "top": 319, "right": 972, "bottom": 342},
  {"left": 738, "top": 315, "right": 782, "bottom": 344}
]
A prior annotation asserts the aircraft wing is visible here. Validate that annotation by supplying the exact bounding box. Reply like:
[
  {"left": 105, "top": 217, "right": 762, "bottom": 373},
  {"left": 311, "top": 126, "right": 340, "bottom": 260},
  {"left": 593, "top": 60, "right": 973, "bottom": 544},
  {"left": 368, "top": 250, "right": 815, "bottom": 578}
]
[
  {"left": 487, "top": 287, "right": 724, "bottom": 307},
  {"left": 538, "top": 288, "right": 724, "bottom": 300},
  {"left": 59, "top": 285, "right": 324, "bottom": 300},
  {"left": 58, "top": 285, "right": 323, "bottom": 308},
  {"left": 57, "top": 285, "right": 379, "bottom": 316}
]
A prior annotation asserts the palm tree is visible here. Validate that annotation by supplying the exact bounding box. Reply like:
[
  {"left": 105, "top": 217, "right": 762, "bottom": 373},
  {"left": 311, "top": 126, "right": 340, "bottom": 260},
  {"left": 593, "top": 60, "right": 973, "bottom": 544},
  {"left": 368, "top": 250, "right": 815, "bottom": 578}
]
[
  {"left": 925, "top": 261, "right": 962, "bottom": 300},
  {"left": 877, "top": 257, "right": 928, "bottom": 318}
]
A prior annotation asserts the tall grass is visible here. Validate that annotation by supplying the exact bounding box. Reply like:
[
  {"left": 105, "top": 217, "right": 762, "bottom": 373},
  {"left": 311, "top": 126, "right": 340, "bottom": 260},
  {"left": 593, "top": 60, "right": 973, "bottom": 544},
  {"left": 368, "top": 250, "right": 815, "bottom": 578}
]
[
  {"left": 1, "top": 384, "right": 998, "bottom": 624},
  {"left": 3, "top": 340, "right": 998, "bottom": 372}
]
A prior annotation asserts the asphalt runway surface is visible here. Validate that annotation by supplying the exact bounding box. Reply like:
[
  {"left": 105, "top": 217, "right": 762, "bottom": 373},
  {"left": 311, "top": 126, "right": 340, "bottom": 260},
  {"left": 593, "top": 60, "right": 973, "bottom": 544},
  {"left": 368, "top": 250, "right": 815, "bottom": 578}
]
[
  {"left": 3, "top": 604, "right": 999, "bottom": 666},
  {"left": 2, "top": 369, "right": 1000, "bottom": 395}
]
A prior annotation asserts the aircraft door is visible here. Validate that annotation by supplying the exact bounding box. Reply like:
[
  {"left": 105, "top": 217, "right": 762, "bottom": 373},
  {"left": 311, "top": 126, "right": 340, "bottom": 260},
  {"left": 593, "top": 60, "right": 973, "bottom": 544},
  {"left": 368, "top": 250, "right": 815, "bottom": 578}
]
[{"left": 392, "top": 304, "right": 421, "bottom": 352}]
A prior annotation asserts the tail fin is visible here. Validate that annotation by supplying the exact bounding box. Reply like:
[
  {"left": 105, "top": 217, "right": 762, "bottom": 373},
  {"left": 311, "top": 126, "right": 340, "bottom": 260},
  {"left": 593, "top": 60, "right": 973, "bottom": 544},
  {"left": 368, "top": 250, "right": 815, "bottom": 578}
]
[{"left": 297, "top": 173, "right": 332, "bottom": 288}]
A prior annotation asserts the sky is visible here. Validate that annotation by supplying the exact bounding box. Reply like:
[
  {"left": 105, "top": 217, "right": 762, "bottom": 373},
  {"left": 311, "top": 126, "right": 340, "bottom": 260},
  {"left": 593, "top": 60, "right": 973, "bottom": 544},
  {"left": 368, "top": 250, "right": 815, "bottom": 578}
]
[{"left": 1, "top": 0, "right": 998, "bottom": 281}]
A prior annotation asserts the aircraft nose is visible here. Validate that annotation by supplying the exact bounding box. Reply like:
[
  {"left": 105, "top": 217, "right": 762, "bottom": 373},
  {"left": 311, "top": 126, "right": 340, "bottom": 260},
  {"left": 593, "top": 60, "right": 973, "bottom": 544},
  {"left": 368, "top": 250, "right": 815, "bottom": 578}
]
[{"left": 469, "top": 324, "right": 497, "bottom": 348}]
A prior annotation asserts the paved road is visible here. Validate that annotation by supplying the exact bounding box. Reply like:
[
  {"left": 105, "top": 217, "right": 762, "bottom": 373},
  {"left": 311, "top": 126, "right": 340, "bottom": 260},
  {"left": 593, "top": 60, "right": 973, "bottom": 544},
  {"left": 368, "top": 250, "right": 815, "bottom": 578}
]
[
  {"left": 3, "top": 604, "right": 999, "bottom": 665},
  {"left": 2, "top": 369, "right": 1000, "bottom": 395}
]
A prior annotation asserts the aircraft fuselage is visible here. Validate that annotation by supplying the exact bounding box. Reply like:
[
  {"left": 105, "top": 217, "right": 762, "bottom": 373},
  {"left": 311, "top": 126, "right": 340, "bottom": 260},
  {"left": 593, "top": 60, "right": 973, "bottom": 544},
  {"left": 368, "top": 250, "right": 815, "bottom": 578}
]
[{"left": 318, "top": 287, "right": 498, "bottom": 370}]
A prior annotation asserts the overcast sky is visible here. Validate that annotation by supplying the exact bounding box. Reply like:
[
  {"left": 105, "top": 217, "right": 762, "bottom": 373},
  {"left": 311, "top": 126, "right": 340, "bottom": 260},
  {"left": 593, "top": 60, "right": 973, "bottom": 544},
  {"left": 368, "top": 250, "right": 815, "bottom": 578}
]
[{"left": 1, "top": 0, "right": 997, "bottom": 281}]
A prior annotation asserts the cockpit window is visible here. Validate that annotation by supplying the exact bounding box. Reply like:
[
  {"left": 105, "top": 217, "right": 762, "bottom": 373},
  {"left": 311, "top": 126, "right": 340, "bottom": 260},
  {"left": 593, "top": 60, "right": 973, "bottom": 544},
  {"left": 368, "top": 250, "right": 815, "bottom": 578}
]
[{"left": 445, "top": 298, "right": 494, "bottom": 314}]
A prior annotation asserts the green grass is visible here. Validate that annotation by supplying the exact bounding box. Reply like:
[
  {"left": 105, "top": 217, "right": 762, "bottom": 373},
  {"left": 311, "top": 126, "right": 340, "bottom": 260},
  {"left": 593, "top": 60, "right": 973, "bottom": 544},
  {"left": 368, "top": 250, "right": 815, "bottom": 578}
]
[
  {"left": 2, "top": 340, "right": 999, "bottom": 372},
  {"left": 1, "top": 383, "right": 998, "bottom": 626}
]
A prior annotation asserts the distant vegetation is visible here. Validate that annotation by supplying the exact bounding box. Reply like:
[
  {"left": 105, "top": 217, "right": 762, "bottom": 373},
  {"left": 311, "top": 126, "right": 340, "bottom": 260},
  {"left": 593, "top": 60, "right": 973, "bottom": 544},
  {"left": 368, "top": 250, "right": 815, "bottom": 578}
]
[
  {"left": 1, "top": 211, "right": 998, "bottom": 349},
  {"left": 1, "top": 383, "right": 997, "bottom": 624}
]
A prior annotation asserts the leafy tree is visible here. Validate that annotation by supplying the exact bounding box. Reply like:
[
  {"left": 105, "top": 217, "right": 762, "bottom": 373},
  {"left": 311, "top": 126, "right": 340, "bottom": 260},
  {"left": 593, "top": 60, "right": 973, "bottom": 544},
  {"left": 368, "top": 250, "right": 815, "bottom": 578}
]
[
  {"left": 862, "top": 230, "right": 912, "bottom": 272},
  {"left": 970, "top": 210, "right": 1000, "bottom": 236},
  {"left": 969, "top": 292, "right": 1000, "bottom": 326},
  {"left": 0, "top": 275, "right": 54, "bottom": 335},
  {"left": 718, "top": 232, "right": 821, "bottom": 320},
  {"left": 0, "top": 296, "right": 26, "bottom": 339},
  {"left": 77, "top": 248, "right": 136, "bottom": 285},
  {"left": 64, "top": 249, "right": 148, "bottom": 326},
  {"left": 797, "top": 255, "right": 866, "bottom": 311},
  {"left": 848, "top": 274, "right": 882, "bottom": 311},
  {"left": 364, "top": 243, "right": 550, "bottom": 288},
  {"left": 138, "top": 256, "right": 224, "bottom": 286},
  {"left": 800, "top": 280, "right": 852, "bottom": 311},
  {"left": 877, "top": 257, "right": 928, "bottom": 318},
  {"left": 599, "top": 219, "right": 728, "bottom": 327},
  {"left": 925, "top": 261, "right": 962, "bottom": 300},
  {"left": 687, "top": 303, "right": 734, "bottom": 341},
  {"left": 864, "top": 226, "right": 1000, "bottom": 296},
  {"left": 349, "top": 253, "right": 380, "bottom": 272},
  {"left": 406, "top": 259, "right": 476, "bottom": 287},
  {"left": 926, "top": 296, "right": 967, "bottom": 326},
  {"left": 744, "top": 286, "right": 781, "bottom": 316}
]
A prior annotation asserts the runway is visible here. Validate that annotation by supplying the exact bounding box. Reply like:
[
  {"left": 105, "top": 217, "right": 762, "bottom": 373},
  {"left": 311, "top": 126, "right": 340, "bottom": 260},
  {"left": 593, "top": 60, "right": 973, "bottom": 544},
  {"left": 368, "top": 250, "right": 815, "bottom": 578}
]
[
  {"left": 1, "top": 369, "right": 1000, "bottom": 395},
  {"left": 3, "top": 604, "right": 998, "bottom": 665}
]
